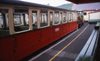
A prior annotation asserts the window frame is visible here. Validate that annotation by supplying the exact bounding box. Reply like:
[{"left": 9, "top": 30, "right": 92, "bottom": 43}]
[
  {"left": 53, "top": 11, "right": 61, "bottom": 25},
  {"left": 0, "top": 13, "right": 3, "bottom": 28},
  {"left": 39, "top": 10, "right": 49, "bottom": 28},
  {"left": 62, "top": 11, "right": 68, "bottom": 24},
  {"left": 0, "top": 8, "right": 12, "bottom": 36},
  {"left": 32, "top": 10, "right": 38, "bottom": 29},
  {"left": 13, "top": 8, "right": 32, "bottom": 33},
  {"left": 49, "top": 11, "right": 53, "bottom": 25},
  {"left": 14, "top": 13, "right": 23, "bottom": 26}
]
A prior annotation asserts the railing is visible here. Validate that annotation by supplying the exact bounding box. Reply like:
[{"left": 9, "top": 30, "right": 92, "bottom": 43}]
[
  {"left": 93, "top": 22, "right": 100, "bottom": 61},
  {"left": 75, "top": 29, "right": 99, "bottom": 61}
]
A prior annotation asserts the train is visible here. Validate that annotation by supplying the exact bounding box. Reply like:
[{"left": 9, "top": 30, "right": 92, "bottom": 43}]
[
  {"left": 84, "top": 10, "right": 100, "bottom": 24},
  {"left": 0, "top": 1, "right": 84, "bottom": 61}
]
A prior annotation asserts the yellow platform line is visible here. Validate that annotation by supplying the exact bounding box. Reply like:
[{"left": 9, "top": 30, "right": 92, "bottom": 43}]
[{"left": 49, "top": 25, "right": 89, "bottom": 61}]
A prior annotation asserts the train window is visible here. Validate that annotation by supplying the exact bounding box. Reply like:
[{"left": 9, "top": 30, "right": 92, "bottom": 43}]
[
  {"left": 72, "top": 12, "right": 77, "bottom": 21},
  {"left": 70, "top": 12, "right": 73, "bottom": 21},
  {"left": 68, "top": 12, "right": 72, "bottom": 22},
  {"left": 70, "top": 12, "right": 73, "bottom": 22},
  {"left": 53, "top": 12, "right": 60, "bottom": 25},
  {"left": 72, "top": 12, "right": 76, "bottom": 21},
  {"left": 14, "top": 13, "right": 29, "bottom": 32},
  {"left": 50, "top": 12, "right": 53, "bottom": 25},
  {"left": 67, "top": 12, "right": 70, "bottom": 22},
  {"left": 62, "top": 12, "right": 67, "bottom": 23},
  {"left": 72, "top": 12, "right": 74, "bottom": 20},
  {"left": 14, "top": 13, "right": 22, "bottom": 26},
  {"left": 66, "top": 12, "right": 69, "bottom": 22},
  {"left": 0, "top": 13, "right": 3, "bottom": 28},
  {"left": 32, "top": 12, "right": 37, "bottom": 29},
  {"left": 59, "top": 12, "right": 62, "bottom": 23},
  {"left": 0, "top": 12, "right": 9, "bottom": 37},
  {"left": 40, "top": 11, "right": 48, "bottom": 27},
  {"left": 76, "top": 13, "right": 78, "bottom": 20}
]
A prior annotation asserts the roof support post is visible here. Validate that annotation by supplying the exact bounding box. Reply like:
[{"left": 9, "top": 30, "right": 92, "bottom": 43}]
[
  {"left": 48, "top": 10, "right": 50, "bottom": 26},
  {"left": 28, "top": 8, "right": 33, "bottom": 30},
  {"left": 52, "top": 11, "right": 55, "bottom": 25},
  {"left": 8, "top": 7, "right": 15, "bottom": 35},
  {"left": 37, "top": 10, "right": 40, "bottom": 28}
]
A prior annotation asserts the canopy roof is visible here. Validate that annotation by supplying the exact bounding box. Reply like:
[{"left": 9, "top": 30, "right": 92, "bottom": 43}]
[
  {"left": 67, "top": 0, "right": 100, "bottom": 4},
  {"left": 72, "top": 3, "right": 100, "bottom": 11}
]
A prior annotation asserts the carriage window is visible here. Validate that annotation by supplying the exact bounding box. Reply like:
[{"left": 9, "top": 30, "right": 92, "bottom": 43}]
[
  {"left": 32, "top": 12, "right": 37, "bottom": 29},
  {"left": 66, "top": 12, "right": 69, "bottom": 22},
  {"left": 0, "top": 12, "right": 9, "bottom": 37},
  {"left": 70, "top": 12, "right": 73, "bottom": 21},
  {"left": 59, "top": 12, "right": 62, "bottom": 23},
  {"left": 14, "top": 13, "right": 22, "bottom": 26},
  {"left": 50, "top": 12, "right": 53, "bottom": 25},
  {"left": 72, "top": 12, "right": 77, "bottom": 21},
  {"left": 40, "top": 12, "right": 48, "bottom": 27},
  {"left": 72, "top": 12, "right": 74, "bottom": 21},
  {"left": 72, "top": 12, "right": 74, "bottom": 20},
  {"left": 14, "top": 13, "right": 29, "bottom": 32},
  {"left": 53, "top": 12, "right": 60, "bottom": 25},
  {"left": 68, "top": 12, "right": 72, "bottom": 22},
  {"left": 73, "top": 13, "right": 78, "bottom": 21},
  {"left": 67, "top": 12, "right": 70, "bottom": 22},
  {"left": 62, "top": 12, "right": 67, "bottom": 23},
  {"left": 0, "top": 13, "right": 3, "bottom": 28}
]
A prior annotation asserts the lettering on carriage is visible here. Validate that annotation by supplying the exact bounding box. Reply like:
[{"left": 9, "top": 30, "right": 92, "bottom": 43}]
[{"left": 55, "top": 28, "right": 60, "bottom": 32}]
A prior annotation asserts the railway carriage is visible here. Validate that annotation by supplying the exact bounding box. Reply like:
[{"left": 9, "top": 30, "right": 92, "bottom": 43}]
[{"left": 0, "top": 1, "right": 83, "bottom": 61}]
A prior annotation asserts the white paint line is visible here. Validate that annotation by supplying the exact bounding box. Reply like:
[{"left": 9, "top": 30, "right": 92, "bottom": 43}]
[
  {"left": 75, "top": 30, "right": 96, "bottom": 61},
  {"left": 86, "top": 30, "right": 97, "bottom": 56}
]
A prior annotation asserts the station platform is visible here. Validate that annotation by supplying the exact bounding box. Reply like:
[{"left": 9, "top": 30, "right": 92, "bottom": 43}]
[{"left": 28, "top": 23, "right": 95, "bottom": 61}]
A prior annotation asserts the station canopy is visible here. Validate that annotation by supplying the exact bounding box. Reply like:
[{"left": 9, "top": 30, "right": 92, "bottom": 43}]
[
  {"left": 72, "top": 3, "right": 100, "bottom": 11},
  {"left": 67, "top": 0, "right": 100, "bottom": 12},
  {"left": 67, "top": 0, "right": 100, "bottom": 4}
]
